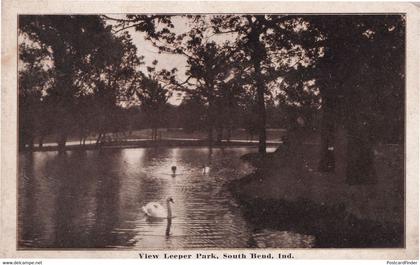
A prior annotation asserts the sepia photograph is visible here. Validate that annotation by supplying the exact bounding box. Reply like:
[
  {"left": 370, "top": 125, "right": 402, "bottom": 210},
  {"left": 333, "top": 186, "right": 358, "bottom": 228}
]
[
  {"left": 1, "top": 1, "right": 418, "bottom": 261},
  {"left": 16, "top": 13, "right": 407, "bottom": 250}
]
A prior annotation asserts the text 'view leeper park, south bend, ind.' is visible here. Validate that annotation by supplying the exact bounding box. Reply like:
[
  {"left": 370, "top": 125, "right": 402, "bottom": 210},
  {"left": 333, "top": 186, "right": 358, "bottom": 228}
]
[
  {"left": 18, "top": 15, "right": 404, "bottom": 249},
  {"left": 139, "top": 252, "right": 293, "bottom": 259}
]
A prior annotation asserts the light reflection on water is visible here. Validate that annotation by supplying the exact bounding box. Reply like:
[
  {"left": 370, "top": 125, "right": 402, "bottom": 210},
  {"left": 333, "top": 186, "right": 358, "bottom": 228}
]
[{"left": 19, "top": 147, "right": 313, "bottom": 249}]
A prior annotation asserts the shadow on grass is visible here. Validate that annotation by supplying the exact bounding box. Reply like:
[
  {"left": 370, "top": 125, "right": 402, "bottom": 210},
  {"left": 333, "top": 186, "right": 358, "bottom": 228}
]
[{"left": 229, "top": 151, "right": 404, "bottom": 248}]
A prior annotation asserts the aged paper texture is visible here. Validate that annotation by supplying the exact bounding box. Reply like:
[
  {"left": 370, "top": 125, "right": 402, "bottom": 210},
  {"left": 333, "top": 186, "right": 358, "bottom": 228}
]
[{"left": 1, "top": 0, "right": 419, "bottom": 259}]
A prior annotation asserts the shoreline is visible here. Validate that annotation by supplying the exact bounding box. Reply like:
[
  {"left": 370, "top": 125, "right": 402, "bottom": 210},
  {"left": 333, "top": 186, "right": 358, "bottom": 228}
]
[
  {"left": 21, "top": 139, "right": 280, "bottom": 152},
  {"left": 227, "top": 144, "right": 404, "bottom": 248},
  {"left": 228, "top": 174, "right": 403, "bottom": 248}
]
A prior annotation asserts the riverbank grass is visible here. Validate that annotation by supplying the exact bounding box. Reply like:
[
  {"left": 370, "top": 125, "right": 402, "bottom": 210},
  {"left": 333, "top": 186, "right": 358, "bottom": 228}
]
[{"left": 230, "top": 142, "right": 404, "bottom": 247}]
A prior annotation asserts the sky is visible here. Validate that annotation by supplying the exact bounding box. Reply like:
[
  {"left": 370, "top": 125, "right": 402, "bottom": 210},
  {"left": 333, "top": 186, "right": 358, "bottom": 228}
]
[
  {"left": 115, "top": 16, "right": 193, "bottom": 105},
  {"left": 19, "top": 15, "right": 234, "bottom": 106},
  {"left": 20, "top": 15, "right": 304, "bottom": 106},
  {"left": 110, "top": 15, "right": 238, "bottom": 105}
]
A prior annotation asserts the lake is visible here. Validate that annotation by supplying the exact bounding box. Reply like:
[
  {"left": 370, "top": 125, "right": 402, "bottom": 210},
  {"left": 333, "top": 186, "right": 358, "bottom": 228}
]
[{"left": 18, "top": 147, "right": 314, "bottom": 249}]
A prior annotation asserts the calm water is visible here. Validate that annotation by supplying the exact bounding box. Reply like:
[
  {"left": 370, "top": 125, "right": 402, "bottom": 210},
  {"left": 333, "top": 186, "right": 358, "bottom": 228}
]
[{"left": 19, "top": 147, "right": 314, "bottom": 249}]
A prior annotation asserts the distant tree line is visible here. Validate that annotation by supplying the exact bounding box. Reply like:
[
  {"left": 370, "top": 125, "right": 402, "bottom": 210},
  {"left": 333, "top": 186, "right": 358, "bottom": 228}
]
[{"left": 19, "top": 15, "right": 404, "bottom": 184}]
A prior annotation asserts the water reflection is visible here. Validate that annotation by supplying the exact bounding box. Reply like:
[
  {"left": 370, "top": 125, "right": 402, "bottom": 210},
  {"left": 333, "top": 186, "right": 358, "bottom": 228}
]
[{"left": 19, "top": 147, "right": 312, "bottom": 249}]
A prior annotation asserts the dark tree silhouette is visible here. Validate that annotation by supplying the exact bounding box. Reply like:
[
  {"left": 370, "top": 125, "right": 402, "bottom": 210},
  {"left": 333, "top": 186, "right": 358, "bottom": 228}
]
[
  {"left": 306, "top": 15, "right": 405, "bottom": 184},
  {"left": 19, "top": 16, "right": 143, "bottom": 150},
  {"left": 210, "top": 15, "right": 322, "bottom": 154},
  {"left": 18, "top": 42, "right": 52, "bottom": 150},
  {"left": 130, "top": 61, "right": 177, "bottom": 141},
  {"left": 111, "top": 15, "right": 238, "bottom": 145},
  {"left": 19, "top": 16, "right": 117, "bottom": 151},
  {"left": 78, "top": 31, "right": 142, "bottom": 146}
]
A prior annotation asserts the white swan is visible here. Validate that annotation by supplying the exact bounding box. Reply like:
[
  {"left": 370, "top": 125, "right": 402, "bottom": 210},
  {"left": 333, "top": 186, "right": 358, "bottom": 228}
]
[
  {"left": 202, "top": 165, "right": 210, "bottom": 174},
  {"left": 142, "top": 197, "right": 174, "bottom": 219}
]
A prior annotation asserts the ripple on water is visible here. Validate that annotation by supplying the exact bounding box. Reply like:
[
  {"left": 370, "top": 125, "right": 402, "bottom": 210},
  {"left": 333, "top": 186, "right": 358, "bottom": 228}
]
[
  {"left": 19, "top": 147, "right": 315, "bottom": 249},
  {"left": 252, "top": 229, "right": 316, "bottom": 248}
]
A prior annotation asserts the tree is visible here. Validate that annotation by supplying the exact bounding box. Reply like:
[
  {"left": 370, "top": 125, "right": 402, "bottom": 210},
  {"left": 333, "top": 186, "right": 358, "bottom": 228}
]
[
  {"left": 19, "top": 16, "right": 113, "bottom": 150},
  {"left": 131, "top": 61, "right": 176, "bottom": 141},
  {"left": 177, "top": 95, "right": 207, "bottom": 133},
  {"left": 183, "top": 41, "right": 235, "bottom": 144},
  {"left": 77, "top": 31, "right": 142, "bottom": 146},
  {"left": 210, "top": 15, "right": 322, "bottom": 154},
  {"left": 18, "top": 41, "right": 52, "bottom": 150},
  {"left": 19, "top": 15, "right": 143, "bottom": 150},
  {"left": 307, "top": 15, "right": 405, "bottom": 184},
  {"left": 110, "top": 15, "right": 250, "bottom": 145}
]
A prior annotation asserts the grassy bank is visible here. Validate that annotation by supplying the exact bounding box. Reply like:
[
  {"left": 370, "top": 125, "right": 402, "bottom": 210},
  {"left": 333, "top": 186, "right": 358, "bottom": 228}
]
[{"left": 228, "top": 140, "right": 404, "bottom": 248}]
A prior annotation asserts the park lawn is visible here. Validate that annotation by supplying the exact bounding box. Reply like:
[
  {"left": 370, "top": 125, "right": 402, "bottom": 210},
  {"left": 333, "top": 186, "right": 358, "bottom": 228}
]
[
  {"left": 126, "top": 128, "right": 287, "bottom": 141},
  {"left": 236, "top": 143, "right": 404, "bottom": 223},
  {"left": 36, "top": 128, "right": 288, "bottom": 146},
  {"left": 230, "top": 137, "right": 404, "bottom": 247}
]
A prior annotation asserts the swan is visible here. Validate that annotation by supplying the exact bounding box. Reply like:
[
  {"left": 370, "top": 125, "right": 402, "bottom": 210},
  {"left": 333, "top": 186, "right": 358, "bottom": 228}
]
[
  {"left": 142, "top": 197, "right": 174, "bottom": 219},
  {"left": 171, "top": 166, "right": 177, "bottom": 177},
  {"left": 202, "top": 165, "right": 210, "bottom": 174}
]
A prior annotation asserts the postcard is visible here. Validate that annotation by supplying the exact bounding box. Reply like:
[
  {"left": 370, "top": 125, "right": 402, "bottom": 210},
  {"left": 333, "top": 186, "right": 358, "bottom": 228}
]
[{"left": 1, "top": 0, "right": 419, "bottom": 260}]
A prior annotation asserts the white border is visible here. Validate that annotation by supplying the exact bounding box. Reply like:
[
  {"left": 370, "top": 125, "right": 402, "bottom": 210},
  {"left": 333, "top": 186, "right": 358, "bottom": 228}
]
[{"left": 1, "top": 1, "right": 419, "bottom": 259}]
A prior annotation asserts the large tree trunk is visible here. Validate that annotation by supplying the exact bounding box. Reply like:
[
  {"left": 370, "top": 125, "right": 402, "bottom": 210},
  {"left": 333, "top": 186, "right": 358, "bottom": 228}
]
[
  {"left": 19, "top": 136, "right": 25, "bottom": 151},
  {"left": 249, "top": 20, "right": 267, "bottom": 155},
  {"left": 38, "top": 135, "right": 44, "bottom": 148},
  {"left": 153, "top": 128, "right": 158, "bottom": 141},
  {"left": 226, "top": 125, "right": 232, "bottom": 143},
  {"left": 207, "top": 84, "right": 215, "bottom": 147},
  {"left": 53, "top": 50, "right": 73, "bottom": 153},
  {"left": 216, "top": 127, "right": 223, "bottom": 143},
  {"left": 22, "top": 113, "right": 35, "bottom": 151},
  {"left": 207, "top": 127, "right": 213, "bottom": 146},
  {"left": 96, "top": 132, "right": 104, "bottom": 147},
  {"left": 318, "top": 106, "right": 336, "bottom": 172},
  {"left": 57, "top": 133, "right": 66, "bottom": 153},
  {"left": 254, "top": 61, "right": 267, "bottom": 154},
  {"left": 346, "top": 119, "right": 376, "bottom": 185},
  {"left": 27, "top": 135, "right": 35, "bottom": 151}
]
